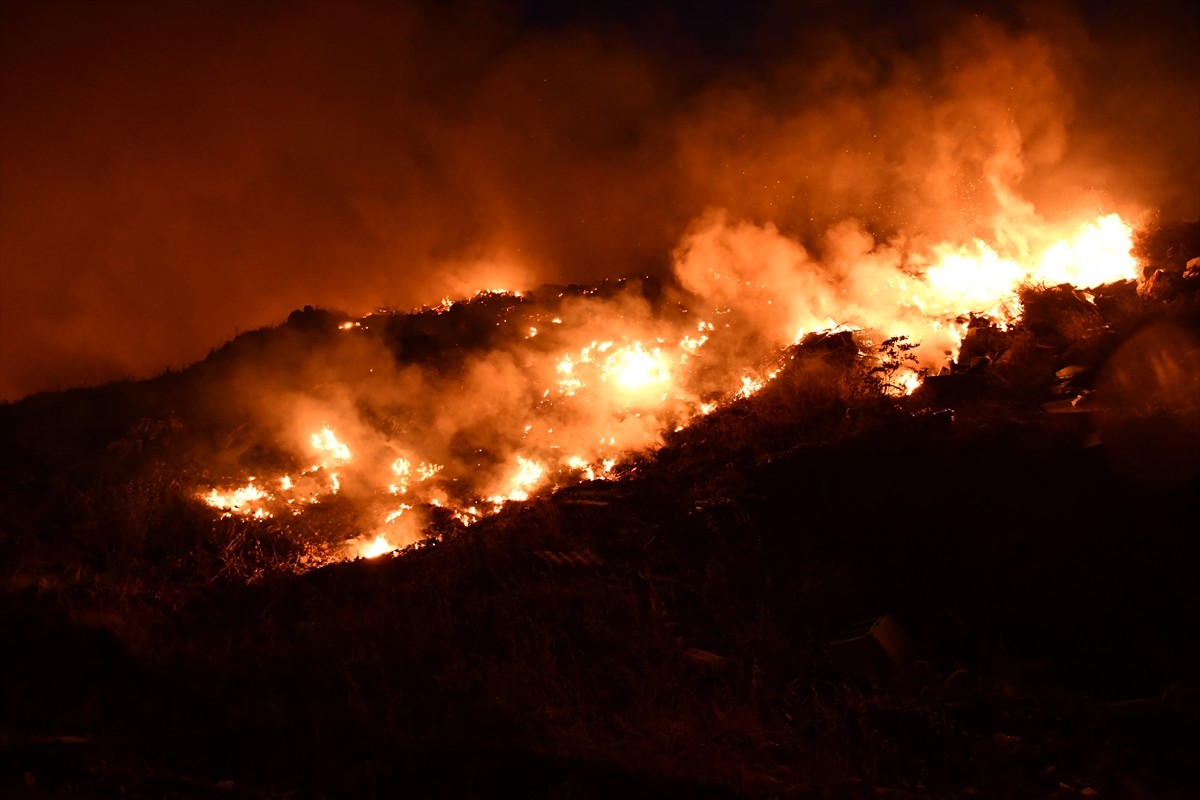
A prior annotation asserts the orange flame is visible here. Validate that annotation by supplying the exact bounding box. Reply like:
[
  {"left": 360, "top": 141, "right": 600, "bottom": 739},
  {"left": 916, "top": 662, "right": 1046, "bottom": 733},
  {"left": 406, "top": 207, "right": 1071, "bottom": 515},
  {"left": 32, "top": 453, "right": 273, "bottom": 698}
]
[{"left": 195, "top": 208, "right": 1139, "bottom": 570}]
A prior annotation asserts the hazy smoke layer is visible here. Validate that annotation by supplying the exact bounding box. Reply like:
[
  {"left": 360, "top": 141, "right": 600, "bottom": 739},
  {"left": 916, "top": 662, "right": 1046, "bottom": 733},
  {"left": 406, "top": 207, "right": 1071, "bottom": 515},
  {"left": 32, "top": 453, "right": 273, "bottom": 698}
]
[{"left": 2, "top": 0, "right": 1196, "bottom": 401}]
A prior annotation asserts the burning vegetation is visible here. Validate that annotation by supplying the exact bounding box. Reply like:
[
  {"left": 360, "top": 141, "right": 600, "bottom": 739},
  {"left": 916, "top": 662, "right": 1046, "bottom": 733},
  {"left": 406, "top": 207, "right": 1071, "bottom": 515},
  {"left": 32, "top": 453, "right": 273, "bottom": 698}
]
[
  {"left": 186, "top": 207, "right": 1138, "bottom": 563},
  {"left": 2, "top": 2, "right": 1198, "bottom": 797},
  {"left": 4, "top": 237, "right": 1198, "bottom": 795},
  {"left": 4, "top": 222, "right": 1199, "bottom": 798}
]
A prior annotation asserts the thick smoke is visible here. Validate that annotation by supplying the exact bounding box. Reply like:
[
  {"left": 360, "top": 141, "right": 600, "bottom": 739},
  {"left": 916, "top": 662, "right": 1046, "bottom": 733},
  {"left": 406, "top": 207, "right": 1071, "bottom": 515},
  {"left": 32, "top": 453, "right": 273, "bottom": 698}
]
[{"left": 1, "top": 0, "right": 1196, "bottom": 401}]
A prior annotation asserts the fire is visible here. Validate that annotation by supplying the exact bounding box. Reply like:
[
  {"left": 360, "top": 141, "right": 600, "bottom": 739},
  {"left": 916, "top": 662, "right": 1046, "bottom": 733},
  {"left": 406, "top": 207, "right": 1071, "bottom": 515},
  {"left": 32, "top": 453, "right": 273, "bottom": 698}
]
[
  {"left": 921, "top": 213, "right": 1136, "bottom": 320},
  {"left": 554, "top": 338, "right": 683, "bottom": 406},
  {"left": 1032, "top": 214, "right": 1137, "bottom": 287},
  {"left": 354, "top": 534, "right": 395, "bottom": 559},
  {"left": 385, "top": 505, "right": 412, "bottom": 524},
  {"left": 566, "top": 455, "right": 617, "bottom": 481},
  {"left": 204, "top": 480, "right": 271, "bottom": 518},
  {"left": 389, "top": 457, "right": 410, "bottom": 494},
  {"left": 201, "top": 424, "right": 356, "bottom": 520},
  {"left": 193, "top": 205, "right": 1140, "bottom": 572},
  {"left": 603, "top": 342, "right": 671, "bottom": 393},
  {"left": 389, "top": 458, "right": 442, "bottom": 495},
  {"left": 491, "top": 456, "right": 546, "bottom": 506},
  {"left": 311, "top": 426, "right": 351, "bottom": 463},
  {"left": 922, "top": 243, "right": 1026, "bottom": 317},
  {"left": 736, "top": 376, "right": 765, "bottom": 399}
]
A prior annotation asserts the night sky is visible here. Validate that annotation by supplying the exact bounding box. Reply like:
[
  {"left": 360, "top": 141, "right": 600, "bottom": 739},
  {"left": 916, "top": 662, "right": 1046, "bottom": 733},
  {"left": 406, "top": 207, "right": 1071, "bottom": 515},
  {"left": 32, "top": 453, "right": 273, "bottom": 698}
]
[{"left": 1, "top": 0, "right": 1196, "bottom": 402}]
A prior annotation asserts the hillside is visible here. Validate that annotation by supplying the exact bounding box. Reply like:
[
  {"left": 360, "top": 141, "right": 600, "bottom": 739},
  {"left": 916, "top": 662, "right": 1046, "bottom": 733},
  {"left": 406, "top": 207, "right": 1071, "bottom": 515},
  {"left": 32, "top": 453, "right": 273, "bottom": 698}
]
[{"left": 2, "top": 232, "right": 1200, "bottom": 798}]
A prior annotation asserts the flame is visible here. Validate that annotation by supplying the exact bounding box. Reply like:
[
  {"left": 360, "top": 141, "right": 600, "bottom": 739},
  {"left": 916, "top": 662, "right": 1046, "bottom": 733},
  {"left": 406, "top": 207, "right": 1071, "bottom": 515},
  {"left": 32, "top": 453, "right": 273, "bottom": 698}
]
[
  {"left": 193, "top": 207, "right": 1139, "bottom": 571},
  {"left": 555, "top": 338, "right": 680, "bottom": 406},
  {"left": 355, "top": 534, "right": 395, "bottom": 559},
  {"left": 1031, "top": 214, "right": 1137, "bottom": 287},
  {"left": 603, "top": 342, "right": 671, "bottom": 394},
  {"left": 204, "top": 480, "right": 271, "bottom": 517},
  {"left": 921, "top": 213, "right": 1136, "bottom": 319},
  {"left": 922, "top": 243, "right": 1026, "bottom": 316},
  {"left": 385, "top": 504, "right": 412, "bottom": 524},
  {"left": 491, "top": 456, "right": 546, "bottom": 506},
  {"left": 311, "top": 425, "right": 351, "bottom": 463},
  {"left": 736, "top": 376, "right": 764, "bottom": 399}
]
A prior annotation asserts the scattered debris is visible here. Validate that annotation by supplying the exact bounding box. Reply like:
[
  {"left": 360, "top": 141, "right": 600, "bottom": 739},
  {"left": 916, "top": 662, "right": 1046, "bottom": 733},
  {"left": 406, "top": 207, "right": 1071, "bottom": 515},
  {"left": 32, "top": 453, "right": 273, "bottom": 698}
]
[
  {"left": 1139, "top": 268, "right": 1182, "bottom": 301},
  {"left": 914, "top": 357, "right": 989, "bottom": 404}
]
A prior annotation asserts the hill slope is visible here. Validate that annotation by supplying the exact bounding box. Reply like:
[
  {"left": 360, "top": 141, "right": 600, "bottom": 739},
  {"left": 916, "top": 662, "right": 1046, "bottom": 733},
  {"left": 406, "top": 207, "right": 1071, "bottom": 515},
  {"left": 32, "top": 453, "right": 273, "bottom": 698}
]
[{"left": 2, "top": 263, "right": 1199, "bottom": 797}]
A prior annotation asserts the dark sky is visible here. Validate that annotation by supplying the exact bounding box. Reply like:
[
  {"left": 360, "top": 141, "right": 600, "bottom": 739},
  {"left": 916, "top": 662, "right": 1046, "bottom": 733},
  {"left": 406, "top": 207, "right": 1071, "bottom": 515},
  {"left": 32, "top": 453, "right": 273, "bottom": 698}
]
[{"left": 2, "top": 0, "right": 1197, "bottom": 401}]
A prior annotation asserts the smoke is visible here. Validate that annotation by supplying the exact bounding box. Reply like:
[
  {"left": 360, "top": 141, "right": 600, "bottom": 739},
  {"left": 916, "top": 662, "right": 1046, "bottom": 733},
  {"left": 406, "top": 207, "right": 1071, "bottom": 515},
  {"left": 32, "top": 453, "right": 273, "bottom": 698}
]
[
  {"left": 2, "top": 0, "right": 1196, "bottom": 401},
  {"left": 184, "top": 280, "right": 726, "bottom": 552}
]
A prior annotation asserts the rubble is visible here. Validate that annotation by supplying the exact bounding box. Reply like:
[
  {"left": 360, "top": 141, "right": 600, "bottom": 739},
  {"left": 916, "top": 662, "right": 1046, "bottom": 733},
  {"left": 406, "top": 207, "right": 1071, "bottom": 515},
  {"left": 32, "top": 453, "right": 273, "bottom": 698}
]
[{"left": 1138, "top": 268, "right": 1182, "bottom": 301}]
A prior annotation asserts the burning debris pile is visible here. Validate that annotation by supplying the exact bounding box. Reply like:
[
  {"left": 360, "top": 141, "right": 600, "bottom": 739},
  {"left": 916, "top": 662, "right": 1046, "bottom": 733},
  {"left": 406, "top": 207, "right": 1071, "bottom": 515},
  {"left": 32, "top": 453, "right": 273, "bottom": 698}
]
[{"left": 181, "top": 209, "right": 1143, "bottom": 564}]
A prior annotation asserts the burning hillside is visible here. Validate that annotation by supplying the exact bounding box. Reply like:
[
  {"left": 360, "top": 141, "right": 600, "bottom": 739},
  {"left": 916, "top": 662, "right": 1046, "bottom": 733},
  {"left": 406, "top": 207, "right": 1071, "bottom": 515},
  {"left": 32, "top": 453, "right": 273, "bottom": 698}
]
[
  {"left": 3, "top": 2, "right": 1198, "bottom": 796},
  {"left": 3, "top": 229, "right": 1198, "bottom": 797},
  {"left": 185, "top": 204, "right": 1140, "bottom": 564}
]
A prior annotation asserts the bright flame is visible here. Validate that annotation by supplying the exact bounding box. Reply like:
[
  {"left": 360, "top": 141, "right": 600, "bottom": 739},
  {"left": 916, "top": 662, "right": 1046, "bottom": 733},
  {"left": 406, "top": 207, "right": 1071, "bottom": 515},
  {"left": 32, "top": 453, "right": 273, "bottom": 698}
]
[
  {"left": 356, "top": 534, "right": 395, "bottom": 559},
  {"left": 923, "top": 243, "right": 1025, "bottom": 316},
  {"left": 194, "top": 207, "right": 1140, "bottom": 571},
  {"left": 1032, "top": 214, "right": 1137, "bottom": 287},
  {"left": 203, "top": 480, "right": 271, "bottom": 517},
  {"left": 921, "top": 213, "right": 1136, "bottom": 318},
  {"left": 603, "top": 342, "right": 671, "bottom": 393},
  {"left": 311, "top": 426, "right": 351, "bottom": 463},
  {"left": 491, "top": 456, "right": 546, "bottom": 506}
]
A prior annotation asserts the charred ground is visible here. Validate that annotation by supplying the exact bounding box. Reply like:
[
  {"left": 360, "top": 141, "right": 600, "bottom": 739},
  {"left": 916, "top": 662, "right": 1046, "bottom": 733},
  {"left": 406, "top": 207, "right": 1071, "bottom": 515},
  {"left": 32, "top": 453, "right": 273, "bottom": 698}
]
[{"left": 2, "top": 228, "right": 1200, "bottom": 798}]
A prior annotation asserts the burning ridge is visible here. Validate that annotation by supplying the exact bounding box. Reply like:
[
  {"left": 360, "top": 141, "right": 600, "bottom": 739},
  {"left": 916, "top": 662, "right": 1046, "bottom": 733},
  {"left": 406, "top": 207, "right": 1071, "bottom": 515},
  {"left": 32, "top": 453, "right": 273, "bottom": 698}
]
[
  {"left": 2, "top": 207, "right": 1175, "bottom": 577},
  {"left": 171, "top": 208, "right": 1145, "bottom": 565}
]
